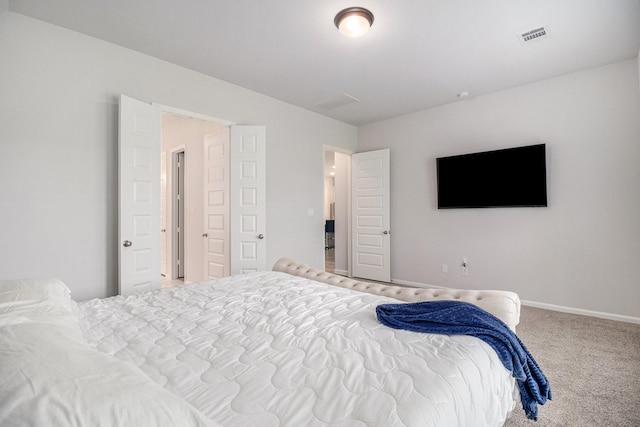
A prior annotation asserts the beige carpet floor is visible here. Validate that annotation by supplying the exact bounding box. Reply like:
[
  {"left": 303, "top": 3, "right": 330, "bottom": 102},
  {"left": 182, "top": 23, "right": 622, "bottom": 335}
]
[{"left": 504, "top": 306, "right": 640, "bottom": 426}]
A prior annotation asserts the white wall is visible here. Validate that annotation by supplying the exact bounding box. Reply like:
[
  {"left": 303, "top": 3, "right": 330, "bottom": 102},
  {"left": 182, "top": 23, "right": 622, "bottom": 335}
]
[
  {"left": 0, "top": 12, "right": 357, "bottom": 301},
  {"left": 358, "top": 59, "right": 640, "bottom": 320}
]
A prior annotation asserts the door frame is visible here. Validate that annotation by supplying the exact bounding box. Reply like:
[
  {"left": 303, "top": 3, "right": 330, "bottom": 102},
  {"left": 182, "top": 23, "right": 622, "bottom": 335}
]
[
  {"left": 160, "top": 151, "right": 167, "bottom": 277},
  {"left": 169, "top": 147, "right": 185, "bottom": 280},
  {"left": 157, "top": 104, "right": 234, "bottom": 128}
]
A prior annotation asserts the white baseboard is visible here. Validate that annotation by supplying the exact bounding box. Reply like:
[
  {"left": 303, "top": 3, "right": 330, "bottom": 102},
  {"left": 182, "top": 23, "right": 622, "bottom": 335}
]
[
  {"left": 520, "top": 300, "right": 640, "bottom": 325},
  {"left": 390, "top": 278, "right": 441, "bottom": 289},
  {"left": 333, "top": 269, "right": 348, "bottom": 276},
  {"left": 390, "top": 277, "right": 640, "bottom": 325}
]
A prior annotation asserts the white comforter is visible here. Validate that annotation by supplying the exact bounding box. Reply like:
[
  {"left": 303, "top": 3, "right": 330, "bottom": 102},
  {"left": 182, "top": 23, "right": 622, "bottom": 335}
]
[{"left": 79, "top": 271, "right": 516, "bottom": 427}]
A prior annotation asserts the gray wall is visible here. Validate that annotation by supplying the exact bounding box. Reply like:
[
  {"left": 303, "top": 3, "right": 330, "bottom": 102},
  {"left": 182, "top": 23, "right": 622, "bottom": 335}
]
[
  {"left": 0, "top": 12, "right": 357, "bottom": 300},
  {"left": 2, "top": 11, "right": 639, "bottom": 321},
  {"left": 358, "top": 59, "right": 640, "bottom": 320}
]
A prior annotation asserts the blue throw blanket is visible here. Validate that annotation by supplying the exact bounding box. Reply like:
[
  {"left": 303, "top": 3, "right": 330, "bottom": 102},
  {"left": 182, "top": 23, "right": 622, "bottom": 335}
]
[{"left": 376, "top": 300, "right": 551, "bottom": 421}]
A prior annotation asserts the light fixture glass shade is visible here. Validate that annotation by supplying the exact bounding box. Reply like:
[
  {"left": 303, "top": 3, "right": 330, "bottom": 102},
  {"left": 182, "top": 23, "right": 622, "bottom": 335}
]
[{"left": 334, "top": 7, "right": 374, "bottom": 38}]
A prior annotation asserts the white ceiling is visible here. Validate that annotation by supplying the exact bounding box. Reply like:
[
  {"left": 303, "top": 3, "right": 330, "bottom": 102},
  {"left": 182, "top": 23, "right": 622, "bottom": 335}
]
[{"left": 8, "top": 0, "right": 640, "bottom": 125}]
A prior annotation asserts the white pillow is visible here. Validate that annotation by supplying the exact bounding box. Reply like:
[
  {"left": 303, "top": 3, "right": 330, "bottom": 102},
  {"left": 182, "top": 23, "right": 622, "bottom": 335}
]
[
  {"left": 0, "top": 278, "right": 76, "bottom": 328},
  {"left": 0, "top": 279, "right": 220, "bottom": 427},
  {"left": 0, "top": 278, "right": 72, "bottom": 304}
]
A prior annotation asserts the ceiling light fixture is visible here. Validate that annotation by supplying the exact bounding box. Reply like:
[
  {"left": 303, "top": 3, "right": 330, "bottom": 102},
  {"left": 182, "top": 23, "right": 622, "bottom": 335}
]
[{"left": 334, "top": 7, "right": 374, "bottom": 38}]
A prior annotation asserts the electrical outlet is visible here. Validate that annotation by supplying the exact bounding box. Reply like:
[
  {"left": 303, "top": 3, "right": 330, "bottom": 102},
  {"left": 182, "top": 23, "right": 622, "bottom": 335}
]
[
  {"left": 462, "top": 257, "right": 469, "bottom": 276},
  {"left": 442, "top": 264, "right": 448, "bottom": 274}
]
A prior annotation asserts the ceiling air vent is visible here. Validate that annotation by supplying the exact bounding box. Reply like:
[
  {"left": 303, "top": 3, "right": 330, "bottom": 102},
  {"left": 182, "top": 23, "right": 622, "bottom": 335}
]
[
  {"left": 314, "top": 93, "right": 360, "bottom": 111},
  {"left": 519, "top": 26, "right": 548, "bottom": 45}
]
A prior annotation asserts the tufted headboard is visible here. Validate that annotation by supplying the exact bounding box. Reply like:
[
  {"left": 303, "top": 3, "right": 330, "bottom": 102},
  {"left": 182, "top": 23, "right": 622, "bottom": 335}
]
[{"left": 272, "top": 257, "right": 521, "bottom": 331}]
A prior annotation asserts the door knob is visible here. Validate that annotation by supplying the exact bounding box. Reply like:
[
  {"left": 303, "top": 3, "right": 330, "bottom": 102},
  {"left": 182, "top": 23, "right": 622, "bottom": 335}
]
[
  {"left": 383, "top": 230, "right": 389, "bottom": 235},
  {"left": 257, "top": 234, "right": 264, "bottom": 239},
  {"left": 202, "top": 233, "right": 208, "bottom": 237},
  {"left": 123, "top": 240, "right": 132, "bottom": 247}
]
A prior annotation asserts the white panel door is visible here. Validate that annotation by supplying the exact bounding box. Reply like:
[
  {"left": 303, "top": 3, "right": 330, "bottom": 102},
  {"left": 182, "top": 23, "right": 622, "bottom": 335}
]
[
  {"left": 351, "top": 149, "right": 390, "bottom": 282},
  {"left": 119, "top": 95, "right": 161, "bottom": 295},
  {"left": 203, "top": 130, "right": 230, "bottom": 279},
  {"left": 230, "top": 126, "right": 266, "bottom": 275}
]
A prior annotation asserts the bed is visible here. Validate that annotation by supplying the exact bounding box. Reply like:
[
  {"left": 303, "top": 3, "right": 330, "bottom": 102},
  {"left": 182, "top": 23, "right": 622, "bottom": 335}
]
[{"left": 1, "top": 258, "right": 524, "bottom": 427}]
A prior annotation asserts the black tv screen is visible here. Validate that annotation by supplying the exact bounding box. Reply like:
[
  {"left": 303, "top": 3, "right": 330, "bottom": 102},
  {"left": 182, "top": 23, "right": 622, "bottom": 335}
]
[{"left": 436, "top": 144, "right": 547, "bottom": 209}]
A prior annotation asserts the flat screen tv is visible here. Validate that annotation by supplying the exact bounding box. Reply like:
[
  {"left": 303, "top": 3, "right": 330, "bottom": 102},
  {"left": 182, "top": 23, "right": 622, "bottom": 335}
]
[{"left": 436, "top": 144, "right": 547, "bottom": 209}]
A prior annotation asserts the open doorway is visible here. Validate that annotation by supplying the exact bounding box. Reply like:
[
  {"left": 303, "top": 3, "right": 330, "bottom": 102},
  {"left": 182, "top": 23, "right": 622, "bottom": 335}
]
[
  {"left": 323, "top": 147, "right": 351, "bottom": 276},
  {"left": 161, "top": 112, "right": 228, "bottom": 287},
  {"left": 324, "top": 151, "right": 336, "bottom": 273}
]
